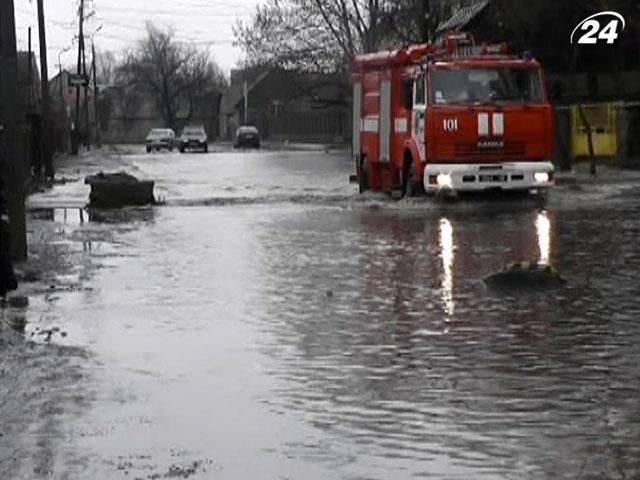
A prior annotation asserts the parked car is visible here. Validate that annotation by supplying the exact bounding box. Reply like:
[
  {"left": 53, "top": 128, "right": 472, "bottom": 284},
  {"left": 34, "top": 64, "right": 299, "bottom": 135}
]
[
  {"left": 233, "top": 126, "right": 261, "bottom": 149},
  {"left": 145, "top": 128, "right": 175, "bottom": 153},
  {"left": 179, "top": 125, "right": 208, "bottom": 153}
]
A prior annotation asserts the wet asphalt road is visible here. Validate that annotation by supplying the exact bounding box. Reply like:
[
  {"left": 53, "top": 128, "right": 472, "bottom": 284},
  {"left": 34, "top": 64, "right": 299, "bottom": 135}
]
[{"left": 3, "top": 146, "right": 640, "bottom": 479}]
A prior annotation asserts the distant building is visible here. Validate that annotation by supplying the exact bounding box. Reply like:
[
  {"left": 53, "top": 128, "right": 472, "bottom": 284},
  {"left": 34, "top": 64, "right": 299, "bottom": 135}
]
[
  {"left": 49, "top": 70, "right": 91, "bottom": 107},
  {"left": 95, "top": 84, "right": 221, "bottom": 144},
  {"left": 219, "top": 67, "right": 351, "bottom": 143}
]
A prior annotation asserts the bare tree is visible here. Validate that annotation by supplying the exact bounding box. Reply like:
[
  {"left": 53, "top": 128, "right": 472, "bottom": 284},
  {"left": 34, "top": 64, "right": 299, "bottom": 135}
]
[
  {"left": 234, "top": 1, "right": 341, "bottom": 72},
  {"left": 234, "top": 0, "right": 451, "bottom": 73},
  {"left": 112, "top": 84, "right": 145, "bottom": 132},
  {"left": 118, "top": 23, "right": 227, "bottom": 129},
  {"left": 234, "top": 0, "right": 392, "bottom": 73},
  {"left": 95, "top": 50, "right": 117, "bottom": 86}
]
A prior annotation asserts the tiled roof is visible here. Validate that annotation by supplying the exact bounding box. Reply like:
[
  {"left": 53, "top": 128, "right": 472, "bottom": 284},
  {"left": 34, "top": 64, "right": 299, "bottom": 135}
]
[{"left": 437, "top": 0, "right": 491, "bottom": 33}]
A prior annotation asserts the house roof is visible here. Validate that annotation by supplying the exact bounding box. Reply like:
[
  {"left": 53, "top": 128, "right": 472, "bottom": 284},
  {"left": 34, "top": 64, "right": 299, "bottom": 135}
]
[
  {"left": 220, "top": 70, "right": 271, "bottom": 114},
  {"left": 437, "top": 0, "right": 491, "bottom": 33}
]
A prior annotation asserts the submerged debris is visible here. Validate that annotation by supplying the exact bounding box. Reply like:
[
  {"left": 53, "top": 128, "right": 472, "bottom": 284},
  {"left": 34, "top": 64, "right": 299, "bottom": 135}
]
[
  {"left": 7, "top": 295, "right": 29, "bottom": 309},
  {"left": 8, "top": 315, "right": 27, "bottom": 332},
  {"left": 84, "top": 171, "right": 155, "bottom": 208},
  {"left": 484, "top": 262, "right": 566, "bottom": 291}
]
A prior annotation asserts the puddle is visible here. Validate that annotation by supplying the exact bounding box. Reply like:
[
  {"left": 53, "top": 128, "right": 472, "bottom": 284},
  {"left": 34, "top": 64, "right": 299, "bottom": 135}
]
[{"left": 28, "top": 207, "right": 156, "bottom": 225}]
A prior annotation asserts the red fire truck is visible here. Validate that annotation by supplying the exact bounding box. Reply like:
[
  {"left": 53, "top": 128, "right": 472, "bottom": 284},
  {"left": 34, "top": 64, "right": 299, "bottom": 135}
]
[{"left": 350, "top": 32, "right": 554, "bottom": 197}]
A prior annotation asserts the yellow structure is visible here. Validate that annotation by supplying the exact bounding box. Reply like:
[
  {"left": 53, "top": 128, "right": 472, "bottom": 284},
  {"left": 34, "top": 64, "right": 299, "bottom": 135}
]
[{"left": 571, "top": 103, "right": 617, "bottom": 158}]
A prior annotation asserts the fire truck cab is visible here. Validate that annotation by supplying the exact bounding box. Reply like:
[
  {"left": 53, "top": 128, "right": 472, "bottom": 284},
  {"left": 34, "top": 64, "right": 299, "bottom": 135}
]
[{"left": 350, "top": 32, "right": 554, "bottom": 197}]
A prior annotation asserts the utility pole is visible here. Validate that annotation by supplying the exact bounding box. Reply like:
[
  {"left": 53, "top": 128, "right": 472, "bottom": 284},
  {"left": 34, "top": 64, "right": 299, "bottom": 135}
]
[
  {"left": 72, "top": 0, "right": 85, "bottom": 155},
  {"left": 37, "top": 0, "right": 54, "bottom": 179},
  {"left": 420, "top": 0, "right": 430, "bottom": 42},
  {"left": 28, "top": 27, "right": 41, "bottom": 177},
  {"left": 0, "top": 0, "right": 29, "bottom": 260},
  {"left": 83, "top": 31, "right": 90, "bottom": 150},
  {"left": 58, "top": 54, "right": 64, "bottom": 99},
  {"left": 92, "top": 42, "right": 101, "bottom": 148},
  {"left": 28, "top": 27, "right": 39, "bottom": 178},
  {"left": 28, "top": 27, "right": 32, "bottom": 81},
  {"left": 243, "top": 81, "right": 248, "bottom": 125}
]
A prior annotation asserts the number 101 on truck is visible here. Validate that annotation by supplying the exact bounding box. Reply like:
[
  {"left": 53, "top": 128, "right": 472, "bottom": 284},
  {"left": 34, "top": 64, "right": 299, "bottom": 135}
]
[{"left": 349, "top": 32, "right": 554, "bottom": 197}]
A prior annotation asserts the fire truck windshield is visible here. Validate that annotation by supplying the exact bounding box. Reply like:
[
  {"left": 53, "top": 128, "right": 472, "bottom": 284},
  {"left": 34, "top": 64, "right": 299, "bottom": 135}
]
[{"left": 430, "top": 67, "right": 543, "bottom": 105}]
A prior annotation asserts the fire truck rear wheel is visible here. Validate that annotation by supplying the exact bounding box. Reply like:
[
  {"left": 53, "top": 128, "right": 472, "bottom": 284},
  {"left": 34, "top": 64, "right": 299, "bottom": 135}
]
[{"left": 359, "top": 156, "right": 369, "bottom": 193}]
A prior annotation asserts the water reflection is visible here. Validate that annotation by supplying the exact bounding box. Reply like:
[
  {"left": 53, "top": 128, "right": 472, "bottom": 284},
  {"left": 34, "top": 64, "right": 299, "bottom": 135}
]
[
  {"left": 439, "top": 218, "right": 455, "bottom": 319},
  {"left": 28, "top": 206, "right": 156, "bottom": 225},
  {"left": 54, "top": 207, "right": 85, "bottom": 224},
  {"left": 536, "top": 210, "right": 551, "bottom": 265},
  {"left": 29, "top": 207, "right": 86, "bottom": 224}
]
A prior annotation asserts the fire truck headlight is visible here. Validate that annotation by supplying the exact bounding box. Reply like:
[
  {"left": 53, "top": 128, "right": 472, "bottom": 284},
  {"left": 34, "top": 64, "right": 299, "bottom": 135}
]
[
  {"left": 437, "top": 174, "right": 452, "bottom": 188},
  {"left": 534, "top": 172, "right": 550, "bottom": 183}
]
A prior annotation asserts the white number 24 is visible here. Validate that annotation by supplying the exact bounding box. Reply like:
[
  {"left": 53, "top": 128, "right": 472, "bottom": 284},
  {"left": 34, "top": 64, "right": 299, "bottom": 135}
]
[
  {"left": 578, "top": 19, "right": 620, "bottom": 44},
  {"left": 571, "top": 12, "right": 626, "bottom": 45}
]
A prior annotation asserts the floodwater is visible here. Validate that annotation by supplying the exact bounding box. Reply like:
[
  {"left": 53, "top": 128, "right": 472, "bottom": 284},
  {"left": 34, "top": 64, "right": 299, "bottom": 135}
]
[{"left": 4, "top": 147, "right": 640, "bottom": 479}]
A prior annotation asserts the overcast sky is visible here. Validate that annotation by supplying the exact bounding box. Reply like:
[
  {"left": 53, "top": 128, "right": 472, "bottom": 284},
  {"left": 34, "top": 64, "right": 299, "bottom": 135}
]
[{"left": 14, "top": 0, "right": 260, "bottom": 78}]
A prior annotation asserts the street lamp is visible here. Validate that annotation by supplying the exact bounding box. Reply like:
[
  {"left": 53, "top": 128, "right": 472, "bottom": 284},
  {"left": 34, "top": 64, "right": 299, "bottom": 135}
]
[{"left": 57, "top": 46, "right": 72, "bottom": 99}]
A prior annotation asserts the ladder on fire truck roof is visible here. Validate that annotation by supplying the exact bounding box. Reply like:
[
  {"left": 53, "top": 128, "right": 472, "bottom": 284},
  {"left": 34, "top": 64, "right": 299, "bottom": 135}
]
[
  {"left": 418, "top": 31, "right": 512, "bottom": 63},
  {"left": 352, "top": 31, "right": 520, "bottom": 73}
]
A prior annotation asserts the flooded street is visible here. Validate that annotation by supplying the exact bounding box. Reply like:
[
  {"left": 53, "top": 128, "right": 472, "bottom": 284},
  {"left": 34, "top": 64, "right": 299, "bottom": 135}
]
[{"left": 3, "top": 147, "right": 640, "bottom": 479}]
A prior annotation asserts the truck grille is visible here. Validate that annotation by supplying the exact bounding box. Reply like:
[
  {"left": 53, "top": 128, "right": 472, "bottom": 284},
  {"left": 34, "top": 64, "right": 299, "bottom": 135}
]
[{"left": 444, "top": 141, "right": 526, "bottom": 158}]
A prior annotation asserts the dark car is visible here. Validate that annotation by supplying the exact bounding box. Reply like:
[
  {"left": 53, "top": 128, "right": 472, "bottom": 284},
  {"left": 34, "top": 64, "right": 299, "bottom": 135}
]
[
  {"left": 179, "top": 125, "right": 208, "bottom": 153},
  {"left": 145, "top": 128, "right": 175, "bottom": 153},
  {"left": 233, "top": 126, "right": 260, "bottom": 149}
]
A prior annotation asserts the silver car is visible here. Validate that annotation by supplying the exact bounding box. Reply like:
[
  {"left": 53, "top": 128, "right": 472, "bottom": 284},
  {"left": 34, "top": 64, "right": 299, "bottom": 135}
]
[{"left": 145, "top": 128, "right": 176, "bottom": 153}]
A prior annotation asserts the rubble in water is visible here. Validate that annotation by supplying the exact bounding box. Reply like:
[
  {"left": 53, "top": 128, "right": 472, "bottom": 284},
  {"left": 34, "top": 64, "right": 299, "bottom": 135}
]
[
  {"left": 484, "top": 262, "right": 566, "bottom": 290},
  {"left": 84, "top": 171, "right": 155, "bottom": 208}
]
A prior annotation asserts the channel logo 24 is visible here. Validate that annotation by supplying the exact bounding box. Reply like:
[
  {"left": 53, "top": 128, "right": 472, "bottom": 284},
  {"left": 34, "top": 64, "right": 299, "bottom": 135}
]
[{"left": 571, "top": 11, "right": 625, "bottom": 44}]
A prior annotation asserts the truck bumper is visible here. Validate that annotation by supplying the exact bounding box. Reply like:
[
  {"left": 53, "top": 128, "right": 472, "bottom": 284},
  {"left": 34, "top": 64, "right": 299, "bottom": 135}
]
[{"left": 423, "top": 162, "right": 554, "bottom": 193}]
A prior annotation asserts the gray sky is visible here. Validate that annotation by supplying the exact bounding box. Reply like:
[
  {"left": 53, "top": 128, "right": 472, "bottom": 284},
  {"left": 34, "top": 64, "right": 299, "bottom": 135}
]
[{"left": 14, "top": 0, "right": 260, "bottom": 78}]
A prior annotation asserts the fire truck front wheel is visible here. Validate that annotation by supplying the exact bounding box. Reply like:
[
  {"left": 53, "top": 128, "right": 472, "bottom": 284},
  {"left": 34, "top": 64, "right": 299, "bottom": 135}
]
[{"left": 402, "top": 156, "right": 423, "bottom": 198}]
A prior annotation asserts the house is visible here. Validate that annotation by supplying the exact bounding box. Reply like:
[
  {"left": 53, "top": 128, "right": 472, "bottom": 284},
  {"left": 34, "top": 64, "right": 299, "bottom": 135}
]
[
  {"left": 436, "top": 0, "right": 640, "bottom": 102},
  {"left": 437, "top": 0, "right": 640, "bottom": 161},
  {"left": 49, "top": 69, "right": 92, "bottom": 152},
  {"left": 17, "top": 52, "right": 41, "bottom": 115},
  {"left": 219, "top": 67, "right": 351, "bottom": 143}
]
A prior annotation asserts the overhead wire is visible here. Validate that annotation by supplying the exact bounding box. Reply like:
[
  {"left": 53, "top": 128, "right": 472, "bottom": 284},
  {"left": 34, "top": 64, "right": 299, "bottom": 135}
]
[{"left": 13, "top": 0, "right": 258, "bottom": 73}]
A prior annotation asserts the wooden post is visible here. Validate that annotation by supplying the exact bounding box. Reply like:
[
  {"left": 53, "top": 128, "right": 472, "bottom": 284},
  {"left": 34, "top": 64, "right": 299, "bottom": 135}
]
[
  {"left": 577, "top": 104, "right": 596, "bottom": 176},
  {"left": 0, "top": 0, "right": 29, "bottom": 261},
  {"left": 92, "top": 42, "right": 101, "bottom": 148}
]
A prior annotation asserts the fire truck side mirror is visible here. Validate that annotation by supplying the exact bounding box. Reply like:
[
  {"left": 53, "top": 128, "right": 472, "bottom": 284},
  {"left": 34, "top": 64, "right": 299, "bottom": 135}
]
[{"left": 402, "top": 80, "right": 413, "bottom": 110}]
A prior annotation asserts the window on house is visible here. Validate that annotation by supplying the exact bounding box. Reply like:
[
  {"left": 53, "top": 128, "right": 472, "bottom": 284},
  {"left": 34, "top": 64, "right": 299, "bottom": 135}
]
[{"left": 270, "top": 100, "right": 282, "bottom": 118}]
